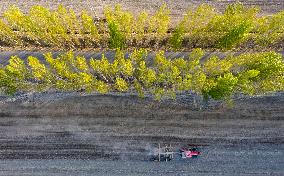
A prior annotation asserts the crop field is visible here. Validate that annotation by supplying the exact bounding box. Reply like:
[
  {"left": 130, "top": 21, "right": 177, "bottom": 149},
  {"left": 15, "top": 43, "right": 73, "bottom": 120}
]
[{"left": 0, "top": 2, "right": 283, "bottom": 50}]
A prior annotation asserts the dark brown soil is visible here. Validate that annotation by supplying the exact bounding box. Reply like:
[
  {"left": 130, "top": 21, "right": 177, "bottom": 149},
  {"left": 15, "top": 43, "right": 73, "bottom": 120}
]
[
  {"left": 0, "top": 92, "right": 283, "bottom": 175},
  {"left": 0, "top": 92, "right": 283, "bottom": 159}
]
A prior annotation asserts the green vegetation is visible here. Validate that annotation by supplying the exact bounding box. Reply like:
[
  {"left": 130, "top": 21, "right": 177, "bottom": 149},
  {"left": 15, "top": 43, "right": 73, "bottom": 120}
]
[
  {"left": 0, "top": 3, "right": 283, "bottom": 102},
  {"left": 0, "top": 49, "right": 283, "bottom": 102},
  {"left": 0, "top": 3, "right": 283, "bottom": 50}
]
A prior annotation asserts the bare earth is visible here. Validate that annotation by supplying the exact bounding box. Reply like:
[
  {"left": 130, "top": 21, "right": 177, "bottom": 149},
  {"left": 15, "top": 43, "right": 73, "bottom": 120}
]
[{"left": 0, "top": 92, "right": 283, "bottom": 175}]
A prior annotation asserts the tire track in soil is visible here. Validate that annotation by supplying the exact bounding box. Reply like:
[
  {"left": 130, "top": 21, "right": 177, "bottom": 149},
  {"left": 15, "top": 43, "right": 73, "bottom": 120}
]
[{"left": 0, "top": 92, "right": 283, "bottom": 175}]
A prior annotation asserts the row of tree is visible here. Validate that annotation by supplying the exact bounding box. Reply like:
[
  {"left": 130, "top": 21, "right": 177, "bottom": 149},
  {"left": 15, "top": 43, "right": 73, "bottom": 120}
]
[
  {"left": 0, "top": 49, "right": 283, "bottom": 101},
  {"left": 0, "top": 3, "right": 283, "bottom": 49}
]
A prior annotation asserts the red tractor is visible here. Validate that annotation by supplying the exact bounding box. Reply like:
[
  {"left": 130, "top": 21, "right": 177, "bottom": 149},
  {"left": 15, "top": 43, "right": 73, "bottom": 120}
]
[
  {"left": 179, "top": 147, "right": 201, "bottom": 158},
  {"left": 151, "top": 144, "right": 201, "bottom": 161}
]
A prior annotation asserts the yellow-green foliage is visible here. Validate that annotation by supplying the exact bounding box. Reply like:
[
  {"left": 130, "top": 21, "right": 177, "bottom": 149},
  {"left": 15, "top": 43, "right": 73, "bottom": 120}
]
[
  {"left": 153, "top": 87, "right": 165, "bottom": 100},
  {"left": 104, "top": 4, "right": 134, "bottom": 48},
  {"left": 0, "top": 68, "right": 17, "bottom": 95},
  {"left": 94, "top": 80, "right": 109, "bottom": 93},
  {"left": 136, "top": 61, "right": 156, "bottom": 88},
  {"left": 256, "top": 11, "right": 284, "bottom": 45},
  {"left": 135, "top": 11, "right": 148, "bottom": 38},
  {"left": 0, "top": 19, "right": 19, "bottom": 45},
  {"left": 149, "top": 4, "right": 170, "bottom": 36},
  {"left": 115, "top": 77, "right": 128, "bottom": 92},
  {"left": 6, "top": 56, "right": 28, "bottom": 80},
  {"left": 4, "top": 5, "right": 27, "bottom": 31},
  {"left": 28, "top": 56, "right": 48, "bottom": 81},
  {"left": 57, "top": 5, "right": 80, "bottom": 35},
  {"left": 3, "top": 56, "right": 31, "bottom": 93},
  {"left": 129, "top": 48, "right": 148, "bottom": 66},
  {"left": 4, "top": 5, "right": 72, "bottom": 46},
  {"left": 0, "top": 49, "right": 283, "bottom": 101},
  {"left": 81, "top": 10, "right": 98, "bottom": 36},
  {"left": 75, "top": 56, "right": 89, "bottom": 72},
  {"left": 134, "top": 80, "right": 144, "bottom": 98},
  {"left": 233, "top": 52, "right": 284, "bottom": 94},
  {"left": 182, "top": 4, "right": 217, "bottom": 34},
  {"left": 154, "top": 51, "right": 181, "bottom": 88},
  {"left": 206, "top": 3, "right": 258, "bottom": 49},
  {"left": 114, "top": 50, "right": 133, "bottom": 77},
  {"left": 104, "top": 4, "right": 134, "bottom": 37},
  {"left": 104, "top": 5, "right": 149, "bottom": 41},
  {"left": 77, "top": 72, "right": 95, "bottom": 92},
  {"left": 170, "top": 4, "right": 216, "bottom": 49},
  {"left": 203, "top": 56, "right": 233, "bottom": 76},
  {"left": 90, "top": 54, "right": 111, "bottom": 76},
  {"left": 0, "top": 3, "right": 283, "bottom": 50},
  {"left": 207, "top": 3, "right": 257, "bottom": 32}
]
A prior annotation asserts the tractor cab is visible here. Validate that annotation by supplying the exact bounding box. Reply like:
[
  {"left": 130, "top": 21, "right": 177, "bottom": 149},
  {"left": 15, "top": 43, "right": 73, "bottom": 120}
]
[{"left": 180, "top": 147, "right": 201, "bottom": 158}]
